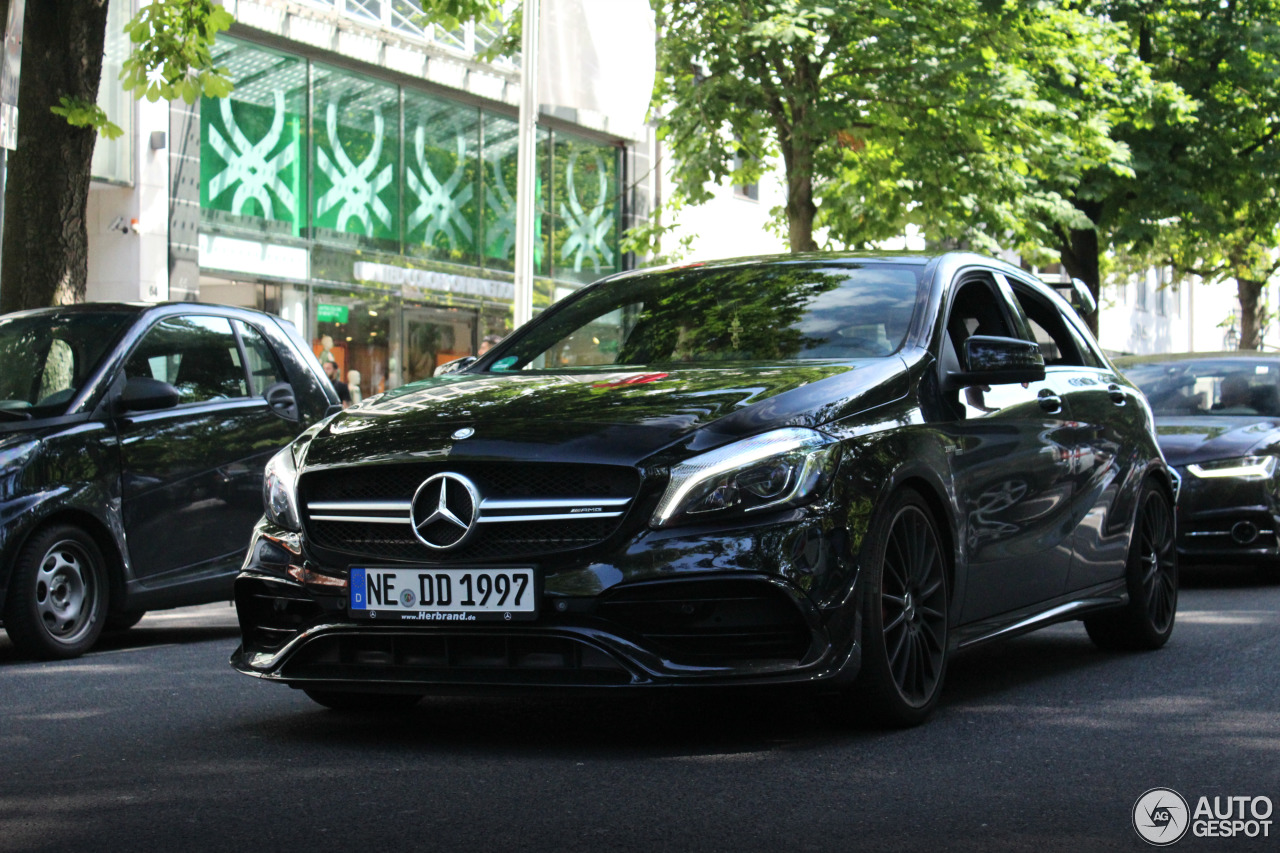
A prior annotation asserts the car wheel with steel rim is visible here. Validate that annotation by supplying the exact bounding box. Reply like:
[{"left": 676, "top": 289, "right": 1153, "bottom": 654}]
[
  {"left": 844, "top": 488, "right": 950, "bottom": 727},
  {"left": 3, "top": 524, "right": 109, "bottom": 660},
  {"left": 1085, "top": 479, "right": 1177, "bottom": 651}
]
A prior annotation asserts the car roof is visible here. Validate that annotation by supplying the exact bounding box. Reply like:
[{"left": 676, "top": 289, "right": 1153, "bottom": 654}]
[
  {"left": 2, "top": 301, "right": 281, "bottom": 323},
  {"left": 1113, "top": 351, "right": 1280, "bottom": 367}
]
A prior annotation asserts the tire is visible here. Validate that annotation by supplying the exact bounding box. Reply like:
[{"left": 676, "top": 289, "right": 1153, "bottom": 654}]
[
  {"left": 1084, "top": 479, "right": 1177, "bottom": 651},
  {"left": 846, "top": 488, "right": 950, "bottom": 727},
  {"left": 3, "top": 524, "right": 109, "bottom": 660},
  {"left": 105, "top": 609, "right": 147, "bottom": 632},
  {"left": 303, "top": 689, "right": 422, "bottom": 712}
]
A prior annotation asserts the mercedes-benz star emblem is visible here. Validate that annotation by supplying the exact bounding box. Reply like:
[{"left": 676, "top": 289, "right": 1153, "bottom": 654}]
[{"left": 410, "top": 473, "right": 481, "bottom": 550}]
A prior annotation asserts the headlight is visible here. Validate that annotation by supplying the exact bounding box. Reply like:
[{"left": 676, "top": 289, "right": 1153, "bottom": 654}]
[
  {"left": 263, "top": 444, "right": 302, "bottom": 531},
  {"left": 1186, "top": 455, "right": 1278, "bottom": 480},
  {"left": 651, "top": 428, "right": 841, "bottom": 528}
]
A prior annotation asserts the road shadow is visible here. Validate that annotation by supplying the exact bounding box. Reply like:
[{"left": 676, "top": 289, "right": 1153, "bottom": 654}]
[
  {"left": 0, "top": 621, "right": 240, "bottom": 666},
  {"left": 242, "top": 684, "right": 848, "bottom": 756}
]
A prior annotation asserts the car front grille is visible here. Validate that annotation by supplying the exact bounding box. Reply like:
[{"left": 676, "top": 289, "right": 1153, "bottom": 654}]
[{"left": 299, "top": 462, "right": 642, "bottom": 564}]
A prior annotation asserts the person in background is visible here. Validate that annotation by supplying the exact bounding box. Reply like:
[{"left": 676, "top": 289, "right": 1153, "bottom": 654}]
[
  {"left": 479, "top": 334, "right": 503, "bottom": 355},
  {"left": 1215, "top": 374, "right": 1258, "bottom": 415},
  {"left": 323, "top": 360, "right": 351, "bottom": 408}
]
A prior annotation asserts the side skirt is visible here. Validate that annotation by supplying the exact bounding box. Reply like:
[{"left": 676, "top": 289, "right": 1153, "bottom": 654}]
[{"left": 951, "top": 579, "right": 1128, "bottom": 651}]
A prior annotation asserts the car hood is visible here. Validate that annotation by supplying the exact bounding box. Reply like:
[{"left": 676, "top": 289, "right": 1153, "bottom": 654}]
[
  {"left": 1154, "top": 416, "right": 1280, "bottom": 467},
  {"left": 301, "top": 358, "right": 908, "bottom": 469}
]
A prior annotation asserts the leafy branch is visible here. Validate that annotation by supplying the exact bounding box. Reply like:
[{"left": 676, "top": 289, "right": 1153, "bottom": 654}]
[{"left": 118, "top": 0, "right": 235, "bottom": 104}]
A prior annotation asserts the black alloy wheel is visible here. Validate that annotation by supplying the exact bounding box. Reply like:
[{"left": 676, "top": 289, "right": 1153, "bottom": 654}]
[
  {"left": 849, "top": 488, "right": 950, "bottom": 727},
  {"left": 1085, "top": 479, "right": 1178, "bottom": 651},
  {"left": 3, "top": 524, "right": 109, "bottom": 660}
]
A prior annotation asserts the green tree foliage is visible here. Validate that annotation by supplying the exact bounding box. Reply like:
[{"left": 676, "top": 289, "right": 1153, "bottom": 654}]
[
  {"left": 1098, "top": 0, "right": 1280, "bottom": 350},
  {"left": 639, "top": 0, "right": 1188, "bottom": 335},
  {"left": 644, "top": 2, "right": 1161, "bottom": 260}
]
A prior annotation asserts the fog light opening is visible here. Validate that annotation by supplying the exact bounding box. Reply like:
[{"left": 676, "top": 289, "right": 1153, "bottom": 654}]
[{"left": 1231, "top": 521, "right": 1259, "bottom": 545}]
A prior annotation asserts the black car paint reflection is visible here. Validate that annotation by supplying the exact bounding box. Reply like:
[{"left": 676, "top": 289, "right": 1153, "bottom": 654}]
[{"left": 234, "top": 253, "right": 1175, "bottom": 724}]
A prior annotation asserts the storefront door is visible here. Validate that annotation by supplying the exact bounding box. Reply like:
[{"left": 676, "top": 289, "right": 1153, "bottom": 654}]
[{"left": 403, "top": 307, "right": 476, "bottom": 382}]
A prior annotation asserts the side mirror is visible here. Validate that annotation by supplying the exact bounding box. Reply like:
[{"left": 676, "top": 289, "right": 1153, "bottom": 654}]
[
  {"left": 263, "top": 381, "right": 299, "bottom": 420},
  {"left": 947, "top": 335, "right": 1046, "bottom": 387},
  {"left": 119, "top": 376, "right": 180, "bottom": 412},
  {"left": 434, "top": 355, "right": 477, "bottom": 377}
]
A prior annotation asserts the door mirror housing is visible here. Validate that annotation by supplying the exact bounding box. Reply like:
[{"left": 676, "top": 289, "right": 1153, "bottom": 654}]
[
  {"left": 119, "top": 377, "right": 180, "bottom": 412},
  {"left": 947, "top": 335, "right": 1046, "bottom": 388}
]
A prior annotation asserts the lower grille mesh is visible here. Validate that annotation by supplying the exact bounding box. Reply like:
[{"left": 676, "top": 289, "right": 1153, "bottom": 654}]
[{"left": 282, "top": 632, "right": 631, "bottom": 685}]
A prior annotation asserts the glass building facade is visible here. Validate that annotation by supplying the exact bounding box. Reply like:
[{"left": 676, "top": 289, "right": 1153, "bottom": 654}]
[{"left": 197, "top": 36, "right": 626, "bottom": 399}]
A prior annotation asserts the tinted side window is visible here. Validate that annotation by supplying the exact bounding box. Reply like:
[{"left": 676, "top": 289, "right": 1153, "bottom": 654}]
[
  {"left": 125, "top": 316, "right": 248, "bottom": 404},
  {"left": 1010, "top": 285, "right": 1084, "bottom": 367},
  {"left": 944, "top": 277, "right": 1015, "bottom": 370},
  {"left": 37, "top": 340, "right": 76, "bottom": 404},
  {"left": 235, "top": 320, "right": 289, "bottom": 394}
]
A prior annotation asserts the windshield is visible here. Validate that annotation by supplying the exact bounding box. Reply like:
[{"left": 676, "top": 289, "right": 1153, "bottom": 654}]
[
  {"left": 1123, "top": 358, "right": 1280, "bottom": 417},
  {"left": 488, "top": 262, "right": 924, "bottom": 371},
  {"left": 0, "top": 311, "right": 134, "bottom": 419}
]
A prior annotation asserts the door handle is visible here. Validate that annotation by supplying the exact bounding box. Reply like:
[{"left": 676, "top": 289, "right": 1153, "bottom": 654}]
[
  {"left": 1107, "top": 384, "right": 1127, "bottom": 405},
  {"left": 1037, "top": 391, "right": 1063, "bottom": 413}
]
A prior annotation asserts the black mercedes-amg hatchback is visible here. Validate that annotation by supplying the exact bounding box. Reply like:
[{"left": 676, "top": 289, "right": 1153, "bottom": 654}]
[{"left": 233, "top": 252, "right": 1177, "bottom": 726}]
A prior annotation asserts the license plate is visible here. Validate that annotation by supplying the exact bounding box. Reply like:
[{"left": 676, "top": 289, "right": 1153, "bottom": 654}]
[{"left": 349, "top": 566, "right": 537, "bottom": 622}]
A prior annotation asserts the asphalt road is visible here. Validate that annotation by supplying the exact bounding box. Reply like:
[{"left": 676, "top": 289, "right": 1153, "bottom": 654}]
[{"left": 1, "top": 566, "right": 1278, "bottom": 853}]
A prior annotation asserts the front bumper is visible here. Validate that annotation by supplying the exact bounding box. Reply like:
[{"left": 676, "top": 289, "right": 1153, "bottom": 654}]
[
  {"left": 1174, "top": 465, "right": 1280, "bottom": 564},
  {"left": 231, "top": 513, "right": 864, "bottom": 692}
]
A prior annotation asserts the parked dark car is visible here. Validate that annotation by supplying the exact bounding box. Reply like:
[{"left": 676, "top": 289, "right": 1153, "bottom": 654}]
[
  {"left": 1117, "top": 351, "right": 1280, "bottom": 568},
  {"left": 234, "top": 253, "right": 1177, "bottom": 726},
  {"left": 0, "top": 303, "right": 339, "bottom": 659}
]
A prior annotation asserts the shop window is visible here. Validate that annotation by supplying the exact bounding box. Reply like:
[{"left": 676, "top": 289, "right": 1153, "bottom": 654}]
[
  {"left": 552, "top": 132, "right": 621, "bottom": 285},
  {"left": 404, "top": 91, "right": 481, "bottom": 265},
  {"left": 404, "top": 306, "right": 477, "bottom": 382},
  {"left": 91, "top": 0, "right": 133, "bottom": 184},
  {"left": 201, "top": 39, "right": 308, "bottom": 237},
  {"left": 312, "top": 292, "right": 396, "bottom": 401},
  {"left": 482, "top": 113, "right": 550, "bottom": 275},
  {"left": 732, "top": 140, "right": 759, "bottom": 201},
  {"left": 311, "top": 65, "right": 401, "bottom": 250}
]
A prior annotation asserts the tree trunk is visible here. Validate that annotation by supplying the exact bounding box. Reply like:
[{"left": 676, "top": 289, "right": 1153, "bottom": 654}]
[
  {"left": 785, "top": 166, "right": 817, "bottom": 253},
  {"left": 0, "top": 0, "right": 108, "bottom": 313},
  {"left": 1058, "top": 224, "right": 1101, "bottom": 337},
  {"left": 777, "top": 127, "right": 818, "bottom": 253},
  {"left": 1236, "top": 277, "right": 1265, "bottom": 350}
]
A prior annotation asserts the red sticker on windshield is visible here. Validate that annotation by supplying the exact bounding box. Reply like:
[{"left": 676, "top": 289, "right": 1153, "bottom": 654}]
[{"left": 592, "top": 372, "right": 669, "bottom": 389}]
